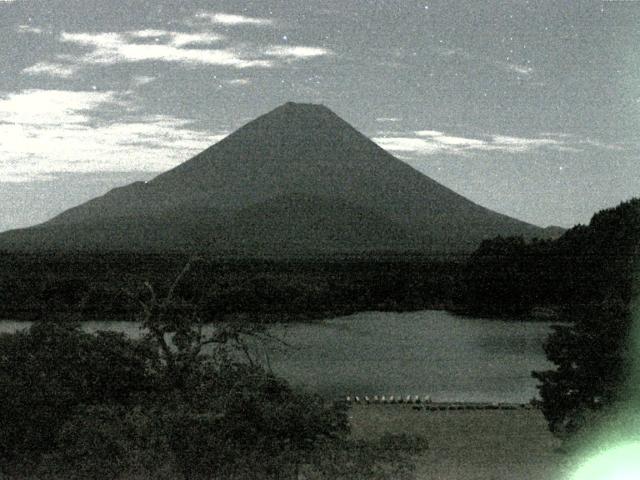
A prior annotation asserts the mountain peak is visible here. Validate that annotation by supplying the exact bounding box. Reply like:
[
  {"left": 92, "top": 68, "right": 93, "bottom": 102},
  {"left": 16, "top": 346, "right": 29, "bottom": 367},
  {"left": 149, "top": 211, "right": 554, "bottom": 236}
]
[
  {"left": 280, "top": 101, "right": 329, "bottom": 111},
  {"left": 230, "top": 101, "right": 354, "bottom": 144},
  {"left": 265, "top": 101, "right": 337, "bottom": 121},
  {"left": 0, "top": 103, "right": 549, "bottom": 254}
]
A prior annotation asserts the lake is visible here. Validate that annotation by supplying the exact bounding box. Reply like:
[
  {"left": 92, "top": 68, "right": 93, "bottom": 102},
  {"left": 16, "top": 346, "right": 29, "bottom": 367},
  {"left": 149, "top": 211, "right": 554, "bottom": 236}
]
[{"left": 0, "top": 310, "right": 559, "bottom": 403}]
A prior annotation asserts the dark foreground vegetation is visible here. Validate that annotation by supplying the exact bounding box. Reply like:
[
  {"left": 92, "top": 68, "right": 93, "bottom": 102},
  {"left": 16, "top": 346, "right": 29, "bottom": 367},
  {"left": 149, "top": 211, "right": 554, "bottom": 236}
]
[
  {"left": 0, "top": 254, "right": 460, "bottom": 322},
  {"left": 1, "top": 198, "right": 638, "bottom": 469},
  {"left": 0, "top": 271, "right": 427, "bottom": 479},
  {"left": 531, "top": 199, "right": 639, "bottom": 445}
]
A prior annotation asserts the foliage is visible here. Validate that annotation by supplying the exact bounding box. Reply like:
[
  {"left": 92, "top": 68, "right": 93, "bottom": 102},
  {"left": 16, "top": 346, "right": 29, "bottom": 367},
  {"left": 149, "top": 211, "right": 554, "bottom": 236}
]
[
  {"left": 532, "top": 303, "right": 632, "bottom": 438},
  {"left": 2, "top": 259, "right": 399, "bottom": 479},
  {"left": 0, "top": 253, "right": 460, "bottom": 322},
  {"left": 0, "top": 322, "right": 157, "bottom": 464},
  {"left": 527, "top": 199, "right": 640, "bottom": 439},
  {"left": 39, "top": 404, "right": 172, "bottom": 480},
  {"left": 455, "top": 236, "right": 544, "bottom": 316},
  {"left": 457, "top": 199, "right": 640, "bottom": 319},
  {"left": 159, "top": 364, "right": 349, "bottom": 480},
  {"left": 127, "top": 260, "right": 351, "bottom": 479}
]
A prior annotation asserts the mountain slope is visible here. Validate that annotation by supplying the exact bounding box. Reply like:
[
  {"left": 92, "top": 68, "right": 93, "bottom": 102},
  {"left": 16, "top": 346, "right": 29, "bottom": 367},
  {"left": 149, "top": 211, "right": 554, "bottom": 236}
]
[{"left": 0, "top": 102, "right": 551, "bottom": 254}]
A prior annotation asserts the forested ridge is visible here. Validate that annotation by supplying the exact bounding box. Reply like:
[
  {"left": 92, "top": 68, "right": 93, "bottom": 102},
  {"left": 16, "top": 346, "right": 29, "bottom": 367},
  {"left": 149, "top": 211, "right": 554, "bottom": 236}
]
[
  {"left": 1, "top": 200, "right": 637, "bottom": 326},
  {"left": 456, "top": 198, "right": 639, "bottom": 320},
  {"left": 0, "top": 254, "right": 460, "bottom": 322}
]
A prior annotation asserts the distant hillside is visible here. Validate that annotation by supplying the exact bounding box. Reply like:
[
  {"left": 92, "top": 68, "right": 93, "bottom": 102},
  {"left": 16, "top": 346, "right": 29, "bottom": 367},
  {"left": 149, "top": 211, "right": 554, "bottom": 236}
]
[{"left": 0, "top": 102, "right": 554, "bottom": 255}]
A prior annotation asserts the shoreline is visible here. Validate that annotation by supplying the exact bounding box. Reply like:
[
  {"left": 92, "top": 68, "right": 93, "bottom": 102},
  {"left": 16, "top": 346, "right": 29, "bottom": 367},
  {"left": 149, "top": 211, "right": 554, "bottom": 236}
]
[{"left": 342, "top": 398, "right": 538, "bottom": 411}]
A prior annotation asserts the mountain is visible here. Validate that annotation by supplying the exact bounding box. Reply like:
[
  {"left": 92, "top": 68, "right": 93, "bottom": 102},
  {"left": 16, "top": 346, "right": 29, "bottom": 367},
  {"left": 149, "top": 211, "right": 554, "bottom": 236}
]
[{"left": 0, "top": 102, "right": 554, "bottom": 255}]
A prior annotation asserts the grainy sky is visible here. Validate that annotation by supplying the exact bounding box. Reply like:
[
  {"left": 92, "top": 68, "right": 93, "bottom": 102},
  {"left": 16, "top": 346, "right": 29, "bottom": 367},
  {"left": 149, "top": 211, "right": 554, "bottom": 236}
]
[{"left": 1, "top": 0, "right": 638, "bottom": 232}]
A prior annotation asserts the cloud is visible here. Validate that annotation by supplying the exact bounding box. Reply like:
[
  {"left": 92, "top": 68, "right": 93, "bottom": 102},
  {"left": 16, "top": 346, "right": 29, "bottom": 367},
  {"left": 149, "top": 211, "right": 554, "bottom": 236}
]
[
  {"left": 59, "top": 31, "right": 272, "bottom": 68},
  {"left": 128, "top": 29, "right": 168, "bottom": 38},
  {"left": 435, "top": 136, "right": 486, "bottom": 147},
  {"left": 195, "top": 12, "right": 273, "bottom": 26},
  {"left": 128, "top": 29, "right": 224, "bottom": 46},
  {"left": 132, "top": 75, "right": 155, "bottom": 86},
  {"left": 373, "top": 137, "right": 443, "bottom": 155},
  {"left": 17, "top": 25, "right": 43, "bottom": 33},
  {"left": 375, "top": 128, "right": 634, "bottom": 158},
  {"left": 489, "top": 135, "right": 558, "bottom": 151},
  {"left": 537, "top": 132, "right": 631, "bottom": 151},
  {"left": 432, "top": 45, "right": 534, "bottom": 77},
  {"left": 51, "top": 29, "right": 331, "bottom": 73},
  {"left": 22, "top": 62, "right": 76, "bottom": 78},
  {"left": 415, "top": 130, "right": 444, "bottom": 137},
  {"left": 264, "top": 46, "right": 331, "bottom": 59},
  {"left": 19, "top": 18, "right": 330, "bottom": 79},
  {"left": 169, "top": 32, "right": 224, "bottom": 47},
  {"left": 373, "top": 130, "right": 563, "bottom": 156},
  {"left": 0, "top": 89, "right": 226, "bottom": 182},
  {"left": 0, "top": 89, "right": 114, "bottom": 125},
  {"left": 226, "top": 78, "right": 250, "bottom": 86},
  {"left": 500, "top": 62, "right": 533, "bottom": 75},
  {"left": 415, "top": 129, "right": 486, "bottom": 147},
  {"left": 579, "top": 138, "right": 628, "bottom": 151}
]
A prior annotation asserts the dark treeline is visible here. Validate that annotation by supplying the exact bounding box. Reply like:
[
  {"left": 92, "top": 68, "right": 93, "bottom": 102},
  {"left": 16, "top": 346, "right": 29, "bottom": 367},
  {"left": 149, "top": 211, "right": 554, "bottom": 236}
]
[
  {"left": 1, "top": 201, "right": 637, "bottom": 325},
  {"left": 455, "top": 199, "right": 639, "bottom": 320},
  {"left": 0, "top": 254, "right": 461, "bottom": 322}
]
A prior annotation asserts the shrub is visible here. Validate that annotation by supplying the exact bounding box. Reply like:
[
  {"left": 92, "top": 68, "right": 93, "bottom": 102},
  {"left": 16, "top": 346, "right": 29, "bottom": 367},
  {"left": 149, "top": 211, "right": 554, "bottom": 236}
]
[{"left": 0, "top": 322, "right": 157, "bottom": 463}]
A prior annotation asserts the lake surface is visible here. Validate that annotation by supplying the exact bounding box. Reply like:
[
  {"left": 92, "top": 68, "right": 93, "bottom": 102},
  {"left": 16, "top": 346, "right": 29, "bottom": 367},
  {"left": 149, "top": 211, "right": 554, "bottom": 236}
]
[{"left": 0, "top": 310, "right": 559, "bottom": 403}]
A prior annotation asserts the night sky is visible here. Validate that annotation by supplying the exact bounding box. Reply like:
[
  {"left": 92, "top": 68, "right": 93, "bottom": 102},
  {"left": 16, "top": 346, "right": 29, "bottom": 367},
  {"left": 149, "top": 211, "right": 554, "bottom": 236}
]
[{"left": 1, "top": 0, "right": 638, "bottom": 232}]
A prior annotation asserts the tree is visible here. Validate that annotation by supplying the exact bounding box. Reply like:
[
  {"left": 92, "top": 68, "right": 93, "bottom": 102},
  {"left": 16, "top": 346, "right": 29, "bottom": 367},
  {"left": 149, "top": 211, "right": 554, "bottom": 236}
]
[
  {"left": 0, "top": 322, "right": 157, "bottom": 464},
  {"left": 532, "top": 302, "right": 632, "bottom": 438},
  {"left": 129, "top": 258, "right": 350, "bottom": 479},
  {"left": 41, "top": 405, "right": 175, "bottom": 480},
  {"left": 456, "top": 236, "right": 538, "bottom": 316},
  {"left": 532, "top": 199, "right": 640, "bottom": 441}
]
